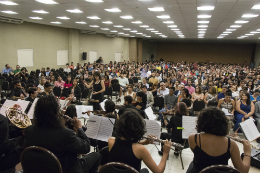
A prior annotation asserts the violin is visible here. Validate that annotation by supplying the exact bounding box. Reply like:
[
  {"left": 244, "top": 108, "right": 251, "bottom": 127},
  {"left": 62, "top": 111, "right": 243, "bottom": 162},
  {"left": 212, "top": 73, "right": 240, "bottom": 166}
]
[
  {"left": 82, "top": 110, "right": 106, "bottom": 115},
  {"left": 131, "top": 101, "right": 139, "bottom": 106}
]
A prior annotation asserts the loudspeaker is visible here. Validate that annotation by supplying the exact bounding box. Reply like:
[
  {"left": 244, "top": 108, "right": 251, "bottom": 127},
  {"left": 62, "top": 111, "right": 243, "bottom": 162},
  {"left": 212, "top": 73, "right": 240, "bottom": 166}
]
[{"left": 82, "top": 52, "right": 87, "bottom": 60}]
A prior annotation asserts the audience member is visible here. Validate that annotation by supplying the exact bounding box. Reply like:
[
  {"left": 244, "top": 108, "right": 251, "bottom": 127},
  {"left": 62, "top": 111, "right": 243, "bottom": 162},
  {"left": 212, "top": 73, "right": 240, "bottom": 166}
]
[
  {"left": 54, "top": 76, "right": 65, "bottom": 90},
  {"left": 2, "top": 64, "right": 13, "bottom": 74},
  {"left": 149, "top": 72, "right": 159, "bottom": 84},
  {"left": 64, "top": 63, "right": 71, "bottom": 73},
  {"left": 142, "top": 86, "right": 154, "bottom": 107},
  {"left": 218, "top": 85, "right": 228, "bottom": 100},
  {"left": 157, "top": 82, "right": 169, "bottom": 97},
  {"left": 191, "top": 86, "right": 204, "bottom": 102},
  {"left": 250, "top": 89, "right": 260, "bottom": 102},
  {"left": 185, "top": 79, "right": 195, "bottom": 94},
  {"left": 38, "top": 82, "right": 53, "bottom": 97},
  {"left": 37, "top": 77, "right": 46, "bottom": 93},
  {"left": 13, "top": 65, "right": 20, "bottom": 74}
]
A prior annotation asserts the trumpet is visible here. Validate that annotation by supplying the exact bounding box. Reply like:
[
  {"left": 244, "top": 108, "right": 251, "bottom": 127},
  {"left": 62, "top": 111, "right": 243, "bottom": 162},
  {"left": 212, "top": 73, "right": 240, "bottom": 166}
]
[
  {"left": 227, "top": 135, "right": 260, "bottom": 150},
  {"left": 144, "top": 136, "right": 184, "bottom": 150},
  {"left": 2, "top": 104, "right": 31, "bottom": 128}
]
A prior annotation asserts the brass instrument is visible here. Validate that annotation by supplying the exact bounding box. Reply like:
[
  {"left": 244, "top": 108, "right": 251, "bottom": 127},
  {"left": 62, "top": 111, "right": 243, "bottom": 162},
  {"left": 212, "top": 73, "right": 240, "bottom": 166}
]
[
  {"left": 143, "top": 136, "right": 184, "bottom": 150},
  {"left": 227, "top": 135, "right": 260, "bottom": 150},
  {"left": 3, "top": 104, "right": 31, "bottom": 128}
]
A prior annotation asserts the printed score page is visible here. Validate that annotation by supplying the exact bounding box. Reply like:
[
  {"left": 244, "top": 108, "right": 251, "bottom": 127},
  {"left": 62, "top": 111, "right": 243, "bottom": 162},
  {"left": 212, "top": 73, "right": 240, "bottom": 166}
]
[
  {"left": 85, "top": 115, "right": 102, "bottom": 140},
  {"left": 240, "top": 118, "right": 260, "bottom": 142},
  {"left": 182, "top": 116, "right": 197, "bottom": 139},
  {"left": 27, "top": 98, "right": 39, "bottom": 119},
  {"left": 96, "top": 117, "right": 115, "bottom": 142},
  {"left": 0, "top": 100, "right": 17, "bottom": 116},
  {"left": 144, "top": 119, "right": 161, "bottom": 145}
]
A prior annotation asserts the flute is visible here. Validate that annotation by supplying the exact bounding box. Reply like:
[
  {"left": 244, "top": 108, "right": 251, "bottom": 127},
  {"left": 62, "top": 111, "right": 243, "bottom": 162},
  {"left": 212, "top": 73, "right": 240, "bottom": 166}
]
[
  {"left": 144, "top": 136, "right": 184, "bottom": 150},
  {"left": 227, "top": 135, "right": 260, "bottom": 150}
]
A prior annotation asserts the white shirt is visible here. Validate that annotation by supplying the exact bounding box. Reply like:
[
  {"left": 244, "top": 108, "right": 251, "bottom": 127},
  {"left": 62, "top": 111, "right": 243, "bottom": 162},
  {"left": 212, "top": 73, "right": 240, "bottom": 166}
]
[
  {"left": 157, "top": 88, "right": 169, "bottom": 97},
  {"left": 37, "top": 84, "right": 44, "bottom": 92},
  {"left": 117, "top": 77, "right": 129, "bottom": 87},
  {"left": 147, "top": 71, "right": 151, "bottom": 77},
  {"left": 156, "top": 76, "right": 162, "bottom": 82},
  {"left": 64, "top": 68, "right": 71, "bottom": 73}
]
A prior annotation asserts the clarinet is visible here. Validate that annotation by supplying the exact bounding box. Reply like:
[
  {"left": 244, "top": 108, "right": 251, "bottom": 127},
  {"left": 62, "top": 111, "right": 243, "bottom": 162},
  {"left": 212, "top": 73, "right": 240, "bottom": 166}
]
[
  {"left": 227, "top": 135, "right": 260, "bottom": 150},
  {"left": 144, "top": 136, "right": 184, "bottom": 150}
]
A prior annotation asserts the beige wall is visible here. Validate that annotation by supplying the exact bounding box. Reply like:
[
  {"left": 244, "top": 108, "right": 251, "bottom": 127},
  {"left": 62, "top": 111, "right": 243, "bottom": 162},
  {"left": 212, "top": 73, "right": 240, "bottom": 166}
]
[
  {"left": 0, "top": 22, "right": 69, "bottom": 72},
  {"left": 79, "top": 34, "right": 129, "bottom": 65},
  {"left": 142, "top": 41, "right": 157, "bottom": 62},
  {"left": 156, "top": 42, "right": 253, "bottom": 64},
  {"left": 0, "top": 21, "right": 130, "bottom": 72}
]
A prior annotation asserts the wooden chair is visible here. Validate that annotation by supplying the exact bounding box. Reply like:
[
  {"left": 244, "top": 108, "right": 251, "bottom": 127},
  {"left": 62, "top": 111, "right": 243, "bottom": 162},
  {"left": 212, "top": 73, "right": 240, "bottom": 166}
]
[
  {"left": 99, "top": 162, "right": 139, "bottom": 173},
  {"left": 21, "top": 146, "right": 63, "bottom": 173},
  {"left": 199, "top": 165, "right": 241, "bottom": 173}
]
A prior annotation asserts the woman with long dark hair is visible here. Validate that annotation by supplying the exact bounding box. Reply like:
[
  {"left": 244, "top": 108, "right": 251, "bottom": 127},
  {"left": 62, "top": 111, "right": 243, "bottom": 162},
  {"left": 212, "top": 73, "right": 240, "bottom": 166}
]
[
  {"left": 108, "top": 109, "right": 171, "bottom": 173},
  {"left": 64, "top": 75, "right": 72, "bottom": 88},
  {"left": 84, "top": 72, "right": 105, "bottom": 110}
]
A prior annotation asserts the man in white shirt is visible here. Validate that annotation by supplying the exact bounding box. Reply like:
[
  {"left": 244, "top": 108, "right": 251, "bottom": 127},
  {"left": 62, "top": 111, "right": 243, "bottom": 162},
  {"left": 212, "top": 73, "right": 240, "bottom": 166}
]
[
  {"left": 157, "top": 82, "right": 169, "bottom": 97},
  {"left": 142, "top": 78, "right": 149, "bottom": 89},
  {"left": 156, "top": 72, "right": 162, "bottom": 82},
  {"left": 142, "top": 86, "right": 154, "bottom": 108},
  {"left": 117, "top": 73, "right": 129, "bottom": 97}
]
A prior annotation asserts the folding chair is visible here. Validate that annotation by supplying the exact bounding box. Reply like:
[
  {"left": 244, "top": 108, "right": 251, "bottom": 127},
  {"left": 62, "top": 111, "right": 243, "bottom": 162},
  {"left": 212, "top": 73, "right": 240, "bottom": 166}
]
[
  {"left": 99, "top": 162, "right": 139, "bottom": 173},
  {"left": 200, "top": 165, "right": 241, "bottom": 173}
]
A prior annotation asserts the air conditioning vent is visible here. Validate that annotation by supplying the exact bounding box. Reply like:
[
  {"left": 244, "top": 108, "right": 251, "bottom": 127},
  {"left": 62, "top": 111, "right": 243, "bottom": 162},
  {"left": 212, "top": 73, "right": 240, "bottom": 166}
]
[
  {"left": 105, "top": 34, "right": 118, "bottom": 38},
  {"left": 0, "top": 16, "right": 23, "bottom": 24},
  {"left": 80, "top": 30, "right": 96, "bottom": 35}
]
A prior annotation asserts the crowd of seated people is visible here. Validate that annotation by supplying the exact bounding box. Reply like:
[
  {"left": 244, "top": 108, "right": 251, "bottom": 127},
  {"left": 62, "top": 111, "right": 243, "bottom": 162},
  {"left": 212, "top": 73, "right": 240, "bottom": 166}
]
[{"left": 0, "top": 60, "right": 259, "bottom": 173}]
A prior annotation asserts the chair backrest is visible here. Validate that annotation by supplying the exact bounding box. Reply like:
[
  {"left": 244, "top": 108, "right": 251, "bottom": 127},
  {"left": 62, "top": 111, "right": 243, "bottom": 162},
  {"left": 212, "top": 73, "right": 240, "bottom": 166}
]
[
  {"left": 82, "top": 89, "right": 89, "bottom": 99},
  {"left": 132, "top": 77, "right": 138, "bottom": 83},
  {"left": 152, "top": 90, "right": 157, "bottom": 97},
  {"left": 193, "top": 100, "right": 205, "bottom": 111},
  {"left": 21, "top": 146, "right": 63, "bottom": 173},
  {"left": 153, "top": 96, "right": 164, "bottom": 108},
  {"left": 61, "top": 87, "right": 69, "bottom": 97},
  {"left": 111, "top": 79, "right": 119, "bottom": 86},
  {"left": 99, "top": 146, "right": 110, "bottom": 166},
  {"left": 9, "top": 81, "right": 15, "bottom": 91},
  {"left": 78, "top": 83, "right": 85, "bottom": 93},
  {"left": 128, "top": 79, "right": 133, "bottom": 85},
  {"left": 1, "top": 81, "right": 9, "bottom": 91},
  {"left": 199, "top": 165, "right": 241, "bottom": 173},
  {"left": 53, "top": 87, "right": 61, "bottom": 97},
  {"left": 104, "top": 87, "right": 113, "bottom": 96},
  {"left": 99, "top": 162, "right": 139, "bottom": 173},
  {"left": 112, "top": 83, "right": 121, "bottom": 92}
]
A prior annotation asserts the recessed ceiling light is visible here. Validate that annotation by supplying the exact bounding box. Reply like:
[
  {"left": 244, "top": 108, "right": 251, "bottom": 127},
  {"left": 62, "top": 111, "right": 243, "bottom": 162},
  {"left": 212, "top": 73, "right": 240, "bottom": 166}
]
[
  {"left": 242, "top": 14, "right": 259, "bottom": 18},
  {"left": 221, "top": 34, "right": 228, "bottom": 35},
  {"left": 198, "top": 29, "right": 207, "bottom": 30},
  {"left": 57, "top": 16, "right": 70, "bottom": 20},
  {"left": 101, "top": 28, "right": 109, "bottom": 30},
  {"left": 245, "top": 34, "right": 254, "bottom": 35},
  {"left": 130, "top": 36, "right": 135, "bottom": 37},
  {"left": 167, "top": 25, "right": 177, "bottom": 28},
  {"left": 159, "top": 35, "right": 165, "bottom": 36},
  {"left": 118, "top": 32, "right": 124, "bottom": 34},
  {"left": 240, "top": 36, "right": 248, "bottom": 37},
  {"left": 130, "top": 30, "right": 137, "bottom": 32},
  {"left": 230, "top": 25, "right": 241, "bottom": 28},
  {"left": 120, "top": 16, "right": 133, "bottom": 19},
  {"left": 197, "top": 6, "right": 215, "bottom": 10},
  {"left": 87, "top": 16, "right": 100, "bottom": 19},
  {"left": 66, "top": 9, "right": 83, "bottom": 13},
  {"left": 51, "top": 21, "right": 61, "bottom": 24},
  {"left": 32, "top": 10, "right": 48, "bottom": 13},
  {"left": 124, "top": 34, "right": 129, "bottom": 36},
  {"left": 86, "top": 0, "right": 103, "bottom": 2},
  {"left": 105, "top": 8, "right": 121, "bottom": 12},
  {"left": 146, "top": 28, "right": 154, "bottom": 30},
  {"left": 76, "top": 21, "right": 87, "bottom": 24},
  {"left": 140, "top": 25, "right": 149, "bottom": 27},
  {"left": 1, "top": 10, "right": 18, "bottom": 14},
  {"left": 171, "top": 29, "right": 179, "bottom": 30},
  {"left": 223, "top": 32, "right": 231, "bottom": 33},
  {"left": 148, "top": 7, "right": 164, "bottom": 11},
  {"left": 36, "top": 0, "right": 58, "bottom": 4},
  {"left": 0, "top": 1, "right": 18, "bottom": 5},
  {"left": 235, "top": 20, "right": 249, "bottom": 24},
  {"left": 136, "top": 33, "right": 143, "bottom": 34},
  {"left": 178, "top": 34, "right": 184, "bottom": 36},
  {"left": 145, "top": 36, "right": 151, "bottom": 37},
  {"left": 89, "top": 25, "right": 99, "bottom": 27},
  {"left": 113, "top": 25, "right": 123, "bottom": 27},
  {"left": 123, "top": 28, "right": 131, "bottom": 30},
  {"left": 197, "top": 15, "right": 211, "bottom": 18},
  {"left": 198, "top": 25, "right": 208, "bottom": 28},
  {"left": 226, "top": 29, "right": 236, "bottom": 31},
  {"left": 174, "top": 31, "right": 182, "bottom": 33},
  {"left": 29, "top": 17, "right": 42, "bottom": 20},
  {"left": 217, "top": 37, "right": 224, "bottom": 38},
  {"left": 163, "top": 21, "right": 174, "bottom": 24},
  {"left": 157, "top": 15, "right": 170, "bottom": 19},
  {"left": 151, "top": 31, "right": 158, "bottom": 32},
  {"left": 237, "top": 37, "right": 244, "bottom": 39},
  {"left": 102, "top": 21, "right": 113, "bottom": 24},
  {"left": 252, "top": 5, "right": 260, "bottom": 9},
  {"left": 198, "top": 34, "right": 205, "bottom": 36},
  {"left": 110, "top": 30, "right": 117, "bottom": 32},
  {"left": 198, "top": 37, "right": 204, "bottom": 38},
  {"left": 198, "top": 31, "right": 206, "bottom": 33},
  {"left": 197, "top": 21, "right": 209, "bottom": 23},
  {"left": 250, "top": 31, "right": 260, "bottom": 33},
  {"left": 132, "top": 21, "right": 142, "bottom": 24},
  {"left": 155, "top": 33, "right": 162, "bottom": 34}
]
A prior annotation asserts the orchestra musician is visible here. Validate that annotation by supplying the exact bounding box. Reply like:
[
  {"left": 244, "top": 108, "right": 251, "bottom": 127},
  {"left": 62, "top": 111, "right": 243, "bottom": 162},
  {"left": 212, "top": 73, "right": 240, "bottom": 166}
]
[
  {"left": 25, "top": 87, "right": 38, "bottom": 102},
  {"left": 10, "top": 80, "right": 26, "bottom": 99},
  {"left": 186, "top": 107, "right": 251, "bottom": 173},
  {"left": 0, "top": 113, "right": 24, "bottom": 172},
  {"left": 38, "top": 82, "right": 53, "bottom": 97},
  {"left": 108, "top": 109, "right": 171, "bottom": 173},
  {"left": 118, "top": 96, "right": 146, "bottom": 118},
  {"left": 24, "top": 95, "right": 101, "bottom": 173}
]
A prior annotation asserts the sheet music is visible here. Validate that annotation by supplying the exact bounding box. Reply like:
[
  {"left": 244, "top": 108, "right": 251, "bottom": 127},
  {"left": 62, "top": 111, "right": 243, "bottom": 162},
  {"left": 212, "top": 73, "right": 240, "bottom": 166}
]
[
  {"left": 144, "top": 119, "right": 161, "bottom": 144},
  {"left": 240, "top": 118, "right": 260, "bottom": 142},
  {"left": 85, "top": 115, "right": 102, "bottom": 139},
  {"left": 222, "top": 108, "right": 233, "bottom": 116},
  {"left": 96, "top": 117, "right": 115, "bottom": 142},
  {"left": 144, "top": 107, "right": 157, "bottom": 120},
  {"left": 27, "top": 98, "right": 39, "bottom": 119},
  {"left": 100, "top": 99, "right": 108, "bottom": 111},
  {"left": 0, "top": 100, "right": 17, "bottom": 116},
  {"left": 76, "top": 105, "right": 93, "bottom": 118},
  {"left": 182, "top": 116, "right": 197, "bottom": 139},
  {"left": 16, "top": 100, "right": 30, "bottom": 113}
]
